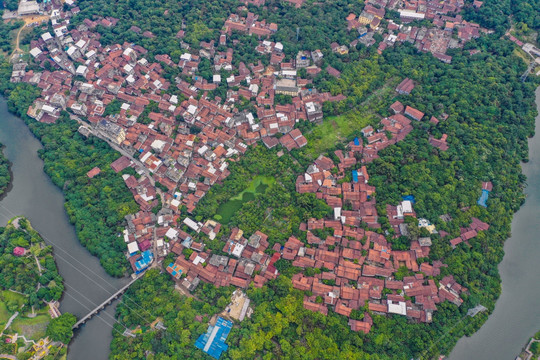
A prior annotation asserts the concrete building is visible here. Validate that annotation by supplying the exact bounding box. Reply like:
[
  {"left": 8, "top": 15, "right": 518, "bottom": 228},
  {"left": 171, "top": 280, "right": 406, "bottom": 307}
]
[
  {"left": 18, "top": 0, "right": 40, "bottom": 16},
  {"left": 275, "top": 79, "right": 298, "bottom": 96}
]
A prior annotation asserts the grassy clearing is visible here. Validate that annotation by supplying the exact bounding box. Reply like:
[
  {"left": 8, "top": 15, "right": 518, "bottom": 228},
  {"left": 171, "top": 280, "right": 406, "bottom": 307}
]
[
  {"left": 0, "top": 301, "right": 10, "bottom": 328},
  {"left": 230, "top": 176, "right": 276, "bottom": 200},
  {"left": 513, "top": 48, "right": 531, "bottom": 64},
  {"left": 301, "top": 84, "right": 396, "bottom": 158},
  {"left": 10, "top": 314, "right": 50, "bottom": 340},
  {"left": 216, "top": 176, "right": 276, "bottom": 223},
  {"left": 2, "top": 290, "right": 26, "bottom": 308}
]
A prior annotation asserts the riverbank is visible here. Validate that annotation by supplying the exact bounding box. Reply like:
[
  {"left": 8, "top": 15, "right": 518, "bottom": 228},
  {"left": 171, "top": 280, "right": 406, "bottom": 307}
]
[
  {"left": 516, "top": 331, "right": 540, "bottom": 360},
  {"left": 0, "top": 144, "right": 12, "bottom": 200},
  {"left": 448, "top": 87, "right": 540, "bottom": 359},
  {"left": 0, "top": 76, "right": 138, "bottom": 277},
  {"left": 0, "top": 217, "right": 69, "bottom": 359},
  {"left": 0, "top": 98, "right": 129, "bottom": 360}
]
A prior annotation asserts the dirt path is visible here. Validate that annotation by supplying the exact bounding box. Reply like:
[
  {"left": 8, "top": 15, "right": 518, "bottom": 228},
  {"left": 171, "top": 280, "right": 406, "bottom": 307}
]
[
  {"left": 0, "top": 354, "right": 17, "bottom": 360},
  {"left": 1, "top": 311, "right": 19, "bottom": 335},
  {"left": 34, "top": 254, "right": 43, "bottom": 275},
  {"left": 11, "top": 15, "right": 49, "bottom": 57}
]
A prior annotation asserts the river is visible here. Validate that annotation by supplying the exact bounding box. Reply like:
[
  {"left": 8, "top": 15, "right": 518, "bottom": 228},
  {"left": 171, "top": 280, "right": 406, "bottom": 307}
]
[
  {"left": 0, "top": 97, "right": 128, "bottom": 360},
  {"left": 448, "top": 88, "right": 540, "bottom": 359}
]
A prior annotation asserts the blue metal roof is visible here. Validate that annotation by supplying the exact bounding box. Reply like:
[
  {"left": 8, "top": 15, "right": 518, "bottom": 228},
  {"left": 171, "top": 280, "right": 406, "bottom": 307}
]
[
  {"left": 195, "top": 317, "right": 233, "bottom": 359},
  {"left": 354, "top": 137, "right": 360, "bottom": 146},
  {"left": 135, "top": 250, "right": 153, "bottom": 272},
  {"left": 402, "top": 195, "right": 416, "bottom": 203},
  {"left": 477, "top": 189, "right": 489, "bottom": 207},
  {"left": 352, "top": 170, "right": 359, "bottom": 183}
]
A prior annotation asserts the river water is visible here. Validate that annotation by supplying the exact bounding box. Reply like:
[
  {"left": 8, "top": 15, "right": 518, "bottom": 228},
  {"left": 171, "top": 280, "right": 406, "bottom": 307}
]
[
  {"left": 0, "top": 97, "right": 128, "bottom": 360},
  {"left": 449, "top": 88, "right": 540, "bottom": 359}
]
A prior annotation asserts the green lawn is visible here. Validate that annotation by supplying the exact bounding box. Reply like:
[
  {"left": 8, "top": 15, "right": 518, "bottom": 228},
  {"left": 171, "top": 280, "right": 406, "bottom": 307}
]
[
  {"left": 230, "top": 176, "right": 276, "bottom": 200},
  {"left": 0, "top": 291, "right": 27, "bottom": 329},
  {"left": 0, "top": 301, "right": 10, "bottom": 328},
  {"left": 2, "top": 290, "right": 26, "bottom": 308},
  {"left": 10, "top": 314, "right": 50, "bottom": 340}
]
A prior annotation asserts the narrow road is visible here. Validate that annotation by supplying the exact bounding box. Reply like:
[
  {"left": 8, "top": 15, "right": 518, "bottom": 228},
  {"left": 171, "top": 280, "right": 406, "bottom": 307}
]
[{"left": 69, "top": 114, "right": 155, "bottom": 185}]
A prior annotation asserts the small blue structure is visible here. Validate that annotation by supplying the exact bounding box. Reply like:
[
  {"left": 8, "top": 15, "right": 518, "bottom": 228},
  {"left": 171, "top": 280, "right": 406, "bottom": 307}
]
[
  {"left": 352, "top": 170, "right": 359, "bottom": 183},
  {"left": 402, "top": 195, "right": 416, "bottom": 204},
  {"left": 166, "top": 262, "right": 182, "bottom": 279},
  {"left": 195, "top": 317, "right": 233, "bottom": 359},
  {"left": 134, "top": 250, "right": 153, "bottom": 274},
  {"left": 181, "top": 236, "right": 193, "bottom": 248},
  {"left": 166, "top": 262, "right": 182, "bottom": 277},
  {"left": 353, "top": 137, "right": 360, "bottom": 146},
  {"left": 477, "top": 189, "right": 489, "bottom": 207}
]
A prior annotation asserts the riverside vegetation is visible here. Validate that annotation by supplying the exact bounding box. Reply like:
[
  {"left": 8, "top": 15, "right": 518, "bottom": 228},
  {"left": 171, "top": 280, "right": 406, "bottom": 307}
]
[{"left": 0, "top": 217, "right": 75, "bottom": 358}]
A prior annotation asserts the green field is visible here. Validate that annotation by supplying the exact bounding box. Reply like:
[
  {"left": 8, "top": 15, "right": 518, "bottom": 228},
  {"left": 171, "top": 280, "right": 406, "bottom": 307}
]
[
  {"left": 0, "top": 290, "right": 27, "bottom": 328},
  {"left": 0, "top": 301, "right": 10, "bottom": 328},
  {"left": 10, "top": 313, "right": 50, "bottom": 340},
  {"left": 216, "top": 176, "right": 276, "bottom": 223},
  {"left": 300, "top": 84, "right": 395, "bottom": 158},
  {"left": 2, "top": 290, "right": 26, "bottom": 308}
]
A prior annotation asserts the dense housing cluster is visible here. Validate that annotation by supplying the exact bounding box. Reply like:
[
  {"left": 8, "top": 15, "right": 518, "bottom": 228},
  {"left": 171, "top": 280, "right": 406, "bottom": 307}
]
[
  {"left": 344, "top": 0, "right": 488, "bottom": 62},
  {"left": 12, "top": 5, "right": 348, "bottom": 274}
]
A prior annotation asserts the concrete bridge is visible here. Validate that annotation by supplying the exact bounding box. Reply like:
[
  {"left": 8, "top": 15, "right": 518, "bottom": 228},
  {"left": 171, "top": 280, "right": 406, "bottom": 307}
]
[{"left": 73, "top": 276, "right": 141, "bottom": 330}]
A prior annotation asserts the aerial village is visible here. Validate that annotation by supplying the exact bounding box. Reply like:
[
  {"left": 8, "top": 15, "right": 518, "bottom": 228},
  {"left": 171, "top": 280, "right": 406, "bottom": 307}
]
[
  {"left": 6, "top": 0, "right": 497, "bottom": 357},
  {"left": 344, "top": 0, "right": 488, "bottom": 63}
]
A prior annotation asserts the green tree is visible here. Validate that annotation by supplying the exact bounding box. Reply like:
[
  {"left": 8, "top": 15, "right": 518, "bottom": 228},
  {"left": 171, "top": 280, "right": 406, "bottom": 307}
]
[{"left": 46, "top": 313, "right": 77, "bottom": 344}]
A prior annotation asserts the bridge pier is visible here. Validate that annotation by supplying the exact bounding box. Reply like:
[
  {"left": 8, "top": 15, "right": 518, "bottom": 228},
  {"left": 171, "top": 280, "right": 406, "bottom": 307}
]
[{"left": 72, "top": 276, "right": 141, "bottom": 330}]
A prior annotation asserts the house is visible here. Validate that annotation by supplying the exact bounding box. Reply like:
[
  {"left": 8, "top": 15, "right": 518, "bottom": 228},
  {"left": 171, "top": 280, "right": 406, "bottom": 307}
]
[
  {"left": 275, "top": 79, "right": 298, "bottom": 96},
  {"left": 396, "top": 78, "right": 415, "bottom": 95},
  {"left": 87, "top": 167, "right": 101, "bottom": 178},
  {"left": 326, "top": 65, "right": 341, "bottom": 78},
  {"left": 390, "top": 101, "right": 404, "bottom": 114},
  {"left": 132, "top": 250, "right": 153, "bottom": 274},
  {"left": 305, "top": 101, "right": 323, "bottom": 123},
  {"left": 296, "top": 51, "right": 311, "bottom": 68},
  {"left": 111, "top": 156, "right": 131, "bottom": 173},
  {"left": 429, "top": 134, "right": 448, "bottom": 151},
  {"left": 404, "top": 106, "right": 424, "bottom": 121},
  {"left": 166, "top": 262, "right": 183, "bottom": 279},
  {"left": 18, "top": 0, "right": 40, "bottom": 16},
  {"left": 433, "top": 52, "right": 452, "bottom": 64}
]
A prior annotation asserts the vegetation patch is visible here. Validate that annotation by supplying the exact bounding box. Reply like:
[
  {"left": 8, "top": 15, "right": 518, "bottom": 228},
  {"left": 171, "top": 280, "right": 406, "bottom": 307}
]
[
  {"left": 10, "top": 314, "right": 50, "bottom": 340},
  {"left": 216, "top": 176, "right": 276, "bottom": 223}
]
